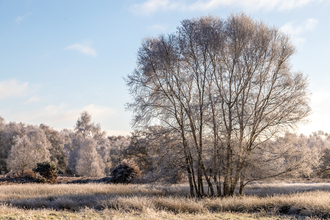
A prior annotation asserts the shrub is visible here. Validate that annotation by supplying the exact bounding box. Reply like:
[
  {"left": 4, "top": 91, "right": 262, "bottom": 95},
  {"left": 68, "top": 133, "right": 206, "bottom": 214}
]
[
  {"left": 110, "top": 160, "right": 141, "bottom": 184},
  {"left": 35, "top": 173, "right": 47, "bottom": 183},
  {"left": 6, "top": 169, "right": 35, "bottom": 179},
  {"left": 33, "top": 161, "right": 58, "bottom": 183}
]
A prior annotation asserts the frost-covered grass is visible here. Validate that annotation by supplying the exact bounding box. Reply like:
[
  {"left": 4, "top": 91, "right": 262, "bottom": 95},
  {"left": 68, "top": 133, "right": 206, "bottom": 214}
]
[
  {"left": 0, "top": 182, "right": 329, "bottom": 219},
  {"left": 0, "top": 205, "right": 293, "bottom": 220},
  {"left": 242, "top": 181, "right": 330, "bottom": 196}
]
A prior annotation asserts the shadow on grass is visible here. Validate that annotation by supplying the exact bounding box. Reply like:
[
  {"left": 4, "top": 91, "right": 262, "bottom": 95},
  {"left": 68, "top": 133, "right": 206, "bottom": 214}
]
[{"left": 0, "top": 190, "right": 329, "bottom": 219}]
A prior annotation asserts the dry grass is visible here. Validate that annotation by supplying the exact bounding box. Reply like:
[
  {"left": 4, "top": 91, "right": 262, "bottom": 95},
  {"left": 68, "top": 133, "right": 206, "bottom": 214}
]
[
  {"left": 0, "top": 182, "right": 329, "bottom": 219},
  {"left": 0, "top": 205, "right": 299, "bottom": 219},
  {"left": 243, "top": 181, "right": 330, "bottom": 196}
]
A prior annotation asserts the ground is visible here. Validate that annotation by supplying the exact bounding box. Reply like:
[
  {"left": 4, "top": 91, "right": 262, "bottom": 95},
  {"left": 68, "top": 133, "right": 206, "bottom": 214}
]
[{"left": 0, "top": 179, "right": 328, "bottom": 219}]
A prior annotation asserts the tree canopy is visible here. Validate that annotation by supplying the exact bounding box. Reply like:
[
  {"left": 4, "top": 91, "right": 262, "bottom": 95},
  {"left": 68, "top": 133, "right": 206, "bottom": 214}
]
[{"left": 127, "top": 13, "right": 311, "bottom": 197}]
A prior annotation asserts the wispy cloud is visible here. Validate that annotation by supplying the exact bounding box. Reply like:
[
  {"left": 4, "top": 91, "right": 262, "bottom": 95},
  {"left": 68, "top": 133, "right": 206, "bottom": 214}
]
[
  {"left": 23, "top": 96, "right": 40, "bottom": 104},
  {"left": 280, "top": 18, "right": 318, "bottom": 44},
  {"left": 0, "top": 79, "right": 28, "bottom": 100},
  {"left": 132, "top": 0, "right": 181, "bottom": 15},
  {"left": 11, "top": 104, "right": 115, "bottom": 129},
  {"left": 65, "top": 41, "right": 97, "bottom": 57},
  {"left": 131, "top": 0, "right": 324, "bottom": 15},
  {"left": 148, "top": 24, "right": 168, "bottom": 32},
  {"left": 15, "top": 12, "right": 32, "bottom": 23}
]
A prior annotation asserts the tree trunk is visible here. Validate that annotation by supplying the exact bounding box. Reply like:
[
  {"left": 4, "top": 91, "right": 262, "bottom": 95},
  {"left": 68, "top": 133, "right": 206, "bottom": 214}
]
[{"left": 239, "top": 166, "right": 247, "bottom": 195}]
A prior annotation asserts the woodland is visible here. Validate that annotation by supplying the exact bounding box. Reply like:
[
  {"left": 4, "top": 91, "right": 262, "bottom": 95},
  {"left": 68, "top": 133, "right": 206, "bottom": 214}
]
[{"left": 1, "top": 13, "right": 330, "bottom": 219}]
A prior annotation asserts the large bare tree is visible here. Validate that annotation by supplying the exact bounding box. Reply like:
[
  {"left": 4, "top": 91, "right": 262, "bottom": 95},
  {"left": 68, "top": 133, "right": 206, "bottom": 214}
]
[{"left": 126, "top": 14, "right": 311, "bottom": 197}]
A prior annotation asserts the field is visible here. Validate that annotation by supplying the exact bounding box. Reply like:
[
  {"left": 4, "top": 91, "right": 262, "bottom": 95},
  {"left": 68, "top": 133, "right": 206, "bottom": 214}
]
[{"left": 0, "top": 181, "right": 329, "bottom": 219}]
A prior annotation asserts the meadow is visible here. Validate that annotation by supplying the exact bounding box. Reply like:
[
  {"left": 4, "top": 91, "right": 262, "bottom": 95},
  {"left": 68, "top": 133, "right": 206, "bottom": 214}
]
[{"left": 0, "top": 181, "right": 329, "bottom": 219}]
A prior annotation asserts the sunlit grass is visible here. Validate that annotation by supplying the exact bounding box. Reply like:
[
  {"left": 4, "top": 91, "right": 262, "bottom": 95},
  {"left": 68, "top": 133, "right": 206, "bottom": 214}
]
[
  {"left": 0, "top": 205, "right": 296, "bottom": 220},
  {"left": 0, "top": 182, "right": 329, "bottom": 218}
]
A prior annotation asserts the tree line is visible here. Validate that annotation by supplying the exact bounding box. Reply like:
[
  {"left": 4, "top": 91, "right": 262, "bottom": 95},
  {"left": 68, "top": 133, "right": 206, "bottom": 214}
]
[{"left": 0, "top": 113, "right": 329, "bottom": 191}]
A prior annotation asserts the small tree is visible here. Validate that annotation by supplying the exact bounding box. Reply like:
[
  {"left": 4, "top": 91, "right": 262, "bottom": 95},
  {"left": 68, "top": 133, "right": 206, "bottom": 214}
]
[{"left": 33, "top": 161, "right": 58, "bottom": 183}]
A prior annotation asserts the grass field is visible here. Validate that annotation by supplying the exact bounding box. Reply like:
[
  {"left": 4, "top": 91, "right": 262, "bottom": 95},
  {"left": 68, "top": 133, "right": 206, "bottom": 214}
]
[
  {"left": 0, "top": 182, "right": 329, "bottom": 219},
  {"left": 0, "top": 206, "right": 297, "bottom": 220}
]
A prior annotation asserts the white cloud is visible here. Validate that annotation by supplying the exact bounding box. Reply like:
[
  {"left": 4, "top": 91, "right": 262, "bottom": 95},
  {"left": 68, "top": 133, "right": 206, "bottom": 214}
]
[
  {"left": 15, "top": 16, "right": 25, "bottom": 23},
  {"left": 23, "top": 96, "right": 40, "bottom": 104},
  {"left": 15, "top": 12, "right": 31, "bottom": 23},
  {"left": 280, "top": 18, "right": 318, "bottom": 45},
  {"left": 0, "top": 79, "right": 28, "bottom": 100},
  {"left": 148, "top": 24, "right": 168, "bottom": 32},
  {"left": 299, "top": 90, "right": 330, "bottom": 135},
  {"left": 106, "top": 130, "right": 131, "bottom": 136},
  {"left": 131, "top": 0, "right": 180, "bottom": 15},
  {"left": 281, "top": 18, "right": 318, "bottom": 36},
  {"left": 11, "top": 103, "right": 115, "bottom": 129},
  {"left": 131, "top": 0, "right": 323, "bottom": 15},
  {"left": 65, "top": 42, "right": 97, "bottom": 57}
]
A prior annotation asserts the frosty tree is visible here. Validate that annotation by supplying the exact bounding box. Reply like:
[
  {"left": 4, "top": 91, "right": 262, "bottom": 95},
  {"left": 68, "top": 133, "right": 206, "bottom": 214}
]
[
  {"left": 40, "top": 124, "right": 67, "bottom": 173},
  {"left": 0, "top": 121, "right": 26, "bottom": 172},
  {"left": 127, "top": 14, "right": 311, "bottom": 197},
  {"left": 65, "top": 111, "right": 110, "bottom": 176},
  {"left": 75, "top": 137, "right": 105, "bottom": 177},
  {"left": 6, "top": 127, "right": 51, "bottom": 174}
]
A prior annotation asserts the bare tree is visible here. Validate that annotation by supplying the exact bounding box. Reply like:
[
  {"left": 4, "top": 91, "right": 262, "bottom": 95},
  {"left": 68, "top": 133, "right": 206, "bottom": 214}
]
[{"left": 126, "top": 14, "right": 310, "bottom": 197}]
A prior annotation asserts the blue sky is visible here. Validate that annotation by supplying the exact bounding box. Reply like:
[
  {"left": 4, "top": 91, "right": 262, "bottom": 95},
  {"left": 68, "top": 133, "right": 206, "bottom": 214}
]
[{"left": 0, "top": 0, "right": 329, "bottom": 135}]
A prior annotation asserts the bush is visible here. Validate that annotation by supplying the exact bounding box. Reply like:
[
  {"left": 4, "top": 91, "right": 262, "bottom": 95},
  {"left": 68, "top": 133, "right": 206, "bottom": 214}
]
[
  {"left": 110, "top": 159, "right": 141, "bottom": 184},
  {"left": 35, "top": 173, "right": 47, "bottom": 183},
  {"left": 6, "top": 169, "right": 35, "bottom": 179},
  {"left": 33, "top": 161, "right": 58, "bottom": 183}
]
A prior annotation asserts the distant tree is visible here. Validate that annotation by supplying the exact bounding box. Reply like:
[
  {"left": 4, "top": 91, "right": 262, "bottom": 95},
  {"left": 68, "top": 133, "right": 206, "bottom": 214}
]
[
  {"left": 108, "top": 135, "right": 130, "bottom": 171},
  {"left": 75, "top": 111, "right": 100, "bottom": 138},
  {"left": 123, "top": 131, "right": 152, "bottom": 174},
  {"left": 6, "top": 127, "right": 51, "bottom": 174},
  {"left": 39, "top": 124, "right": 67, "bottom": 173},
  {"left": 247, "top": 132, "right": 321, "bottom": 181},
  {"left": 65, "top": 111, "right": 111, "bottom": 175},
  {"left": 125, "top": 127, "right": 185, "bottom": 183},
  {"left": 0, "top": 117, "right": 5, "bottom": 130},
  {"left": 319, "top": 147, "right": 330, "bottom": 178},
  {"left": 0, "top": 121, "right": 26, "bottom": 172},
  {"left": 306, "top": 131, "right": 330, "bottom": 177},
  {"left": 75, "top": 137, "right": 105, "bottom": 177},
  {"left": 62, "top": 129, "right": 79, "bottom": 174}
]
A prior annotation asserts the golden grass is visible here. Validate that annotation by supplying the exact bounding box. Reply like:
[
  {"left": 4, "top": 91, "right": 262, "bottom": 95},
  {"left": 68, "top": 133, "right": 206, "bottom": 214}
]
[
  {"left": 0, "top": 183, "right": 169, "bottom": 199},
  {"left": 243, "top": 182, "right": 330, "bottom": 196},
  {"left": 0, "top": 205, "right": 296, "bottom": 220},
  {"left": 0, "top": 182, "right": 329, "bottom": 219}
]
